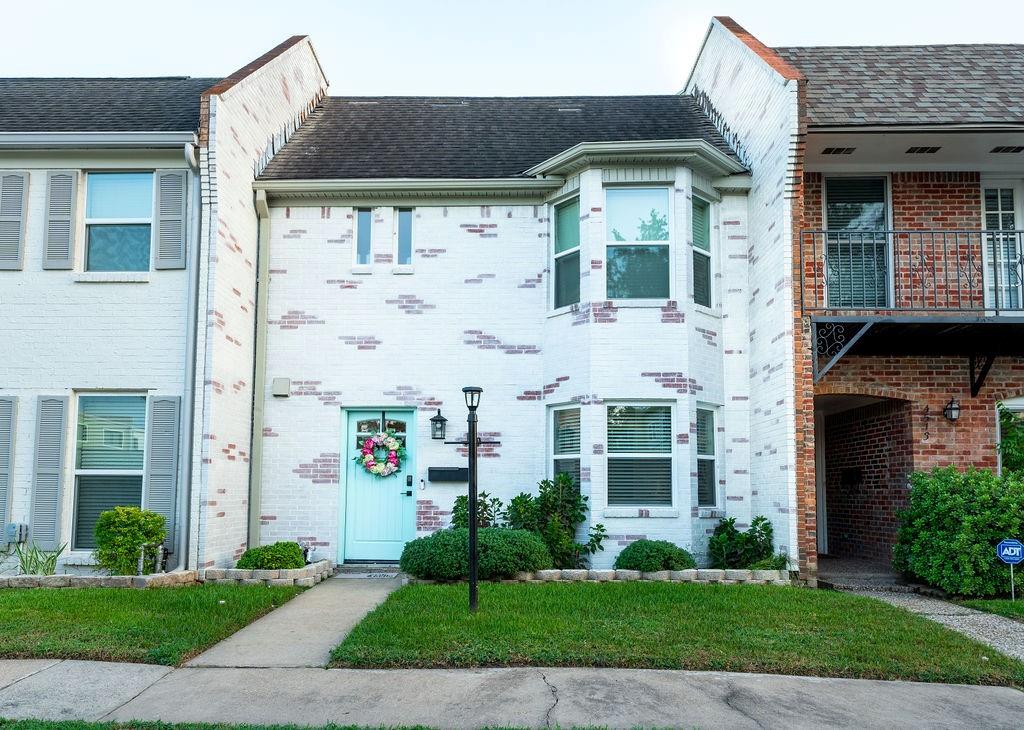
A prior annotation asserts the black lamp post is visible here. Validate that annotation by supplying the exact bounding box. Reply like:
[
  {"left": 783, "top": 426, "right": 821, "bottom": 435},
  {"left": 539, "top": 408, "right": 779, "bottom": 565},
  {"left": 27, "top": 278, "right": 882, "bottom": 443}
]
[{"left": 463, "top": 386, "right": 482, "bottom": 612}]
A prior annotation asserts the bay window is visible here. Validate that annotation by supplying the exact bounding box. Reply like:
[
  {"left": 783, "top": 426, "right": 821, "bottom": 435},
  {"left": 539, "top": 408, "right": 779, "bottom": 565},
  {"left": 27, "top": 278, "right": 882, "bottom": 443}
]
[
  {"left": 692, "top": 197, "right": 712, "bottom": 307},
  {"left": 696, "top": 407, "right": 717, "bottom": 507},
  {"left": 397, "top": 208, "right": 413, "bottom": 266},
  {"left": 552, "top": 407, "right": 581, "bottom": 487},
  {"left": 606, "top": 188, "right": 670, "bottom": 299},
  {"left": 607, "top": 405, "right": 672, "bottom": 506}
]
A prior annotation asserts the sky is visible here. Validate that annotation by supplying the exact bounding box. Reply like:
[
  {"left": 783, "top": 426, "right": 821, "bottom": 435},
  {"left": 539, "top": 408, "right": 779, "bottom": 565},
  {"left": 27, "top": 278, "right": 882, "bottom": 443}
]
[{"left": 3, "top": 0, "right": 1023, "bottom": 95}]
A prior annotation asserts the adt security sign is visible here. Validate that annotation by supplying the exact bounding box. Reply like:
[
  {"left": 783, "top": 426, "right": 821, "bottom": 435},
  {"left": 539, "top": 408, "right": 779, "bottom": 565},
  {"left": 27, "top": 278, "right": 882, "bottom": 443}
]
[
  {"left": 997, "top": 539, "right": 1023, "bottom": 601},
  {"left": 998, "top": 539, "right": 1024, "bottom": 565}
]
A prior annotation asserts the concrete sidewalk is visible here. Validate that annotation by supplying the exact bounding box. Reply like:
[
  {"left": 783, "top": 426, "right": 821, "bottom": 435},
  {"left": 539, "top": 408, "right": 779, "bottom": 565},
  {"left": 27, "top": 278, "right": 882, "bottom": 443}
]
[
  {"left": 188, "top": 574, "right": 401, "bottom": 668},
  {"left": 1, "top": 659, "right": 1023, "bottom": 728}
]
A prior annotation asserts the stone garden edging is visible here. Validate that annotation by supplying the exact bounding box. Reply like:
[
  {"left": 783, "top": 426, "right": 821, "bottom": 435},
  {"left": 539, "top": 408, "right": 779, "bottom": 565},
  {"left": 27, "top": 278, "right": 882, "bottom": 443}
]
[
  {"left": 200, "top": 558, "right": 335, "bottom": 587},
  {"left": 0, "top": 569, "right": 200, "bottom": 589},
  {"left": 408, "top": 568, "right": 795, "bottom": 585}
]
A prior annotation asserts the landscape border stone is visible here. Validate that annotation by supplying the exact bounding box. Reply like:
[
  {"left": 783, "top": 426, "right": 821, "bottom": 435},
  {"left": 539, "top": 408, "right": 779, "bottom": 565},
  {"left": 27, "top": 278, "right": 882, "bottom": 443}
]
[
  {"left": 406, "top": 569, "right": 796, "bottom": 585},
  {"left": 198, "top": 559, "right": 334, "bottom": 588},
  {"left": 0, "top": 570, "right": 200, "bottom": 589}
]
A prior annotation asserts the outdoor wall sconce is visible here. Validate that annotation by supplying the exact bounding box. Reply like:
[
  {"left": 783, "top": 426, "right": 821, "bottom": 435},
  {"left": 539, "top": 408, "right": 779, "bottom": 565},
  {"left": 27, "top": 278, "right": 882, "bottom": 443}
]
[
  {"left": 429, "top": 409, "right": 448, "bottom": 440},
  {"left": 943, "top": 398, "right": 961, "bottom": 423}
]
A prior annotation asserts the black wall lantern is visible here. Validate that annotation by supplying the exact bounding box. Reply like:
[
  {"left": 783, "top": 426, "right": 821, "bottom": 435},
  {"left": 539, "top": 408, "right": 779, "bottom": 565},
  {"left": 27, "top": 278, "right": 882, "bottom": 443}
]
[
  {"left": 429, "top": 409, "right": 448, "bottom": 440},
  {"left": 943, "top": 398, "right": 961, "bottom": 423}
]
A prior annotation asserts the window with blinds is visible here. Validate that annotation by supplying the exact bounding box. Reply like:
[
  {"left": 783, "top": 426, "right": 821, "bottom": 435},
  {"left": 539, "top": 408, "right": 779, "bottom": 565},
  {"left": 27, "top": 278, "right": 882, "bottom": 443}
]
[
  {"left": 74, "top": 395, "right": 146, "bottom": 549},
  {"left": 824, "top": 177, "right": 889, "bottom": 308},
  {"left": 696, "top": 408, "right": 716, "bottom": 506},
  {"left": 984, "top": 188, "right": 1021, "bottom": 308},
  {"left": 552, "top": 407, "right": 581, "bottom": 487},
  {"left": 607, "top": 405, "right": 672, "bottom": 506},
  {"left": 553, "top": 198, "right": 581, "bottom": 309},
  {"left": 692, "top": 197, "right": 712, "bottom": 307}
]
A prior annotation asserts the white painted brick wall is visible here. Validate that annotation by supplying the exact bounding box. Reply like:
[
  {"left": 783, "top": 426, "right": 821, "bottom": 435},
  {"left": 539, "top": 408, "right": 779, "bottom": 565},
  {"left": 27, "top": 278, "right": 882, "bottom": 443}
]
[
  {"left": 0, "top": 156, "right": 193, "bottom": 574},
  {"left": 687, "top": 20, "right": 803, "bottom": 559},
  {"left": 261, "top": 163, "right": 753, "bottom": 568}
]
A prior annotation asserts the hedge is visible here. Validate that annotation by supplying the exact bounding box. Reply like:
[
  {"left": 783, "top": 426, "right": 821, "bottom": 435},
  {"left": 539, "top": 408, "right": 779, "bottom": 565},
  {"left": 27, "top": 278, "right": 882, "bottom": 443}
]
[
  {"left": 399, "top": 528, "right": 552, "bottom": 580},
  {"left": 236, "top": 541, "right": 306, "bottom": 570},
  {"left": 613, "top": 539, "right": 696, "bottom": 572},
  {"left": 894, "top": 467, "right": 1024, "bottom": 596}
]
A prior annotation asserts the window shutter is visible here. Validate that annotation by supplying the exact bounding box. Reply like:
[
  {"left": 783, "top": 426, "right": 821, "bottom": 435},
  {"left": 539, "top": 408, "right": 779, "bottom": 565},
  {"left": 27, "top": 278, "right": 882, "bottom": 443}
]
[
  {"left": 154, "top": 170, "right": 187, "bottom": 269},
  {"left": 0, "top": 172, "right": 28, "bottom": 270},
  {"left": 43, "top": 171, "right": 77, "bottom": 270},
  {"left": 145, "top": 395, "right": 180, "bottom": 547},
  {"left": 0, "top": 397, "right": 15, "bottom": 544},
  {"left": 31, "top": 396, "right": 68, "bottom": 550}
]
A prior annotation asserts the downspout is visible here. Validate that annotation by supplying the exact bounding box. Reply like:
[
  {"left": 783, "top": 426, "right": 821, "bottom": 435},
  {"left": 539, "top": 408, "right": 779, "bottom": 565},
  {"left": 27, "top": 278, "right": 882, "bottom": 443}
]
[
  {"left": 248, "top": 188, "right": 272, "bottom": 547},
  {"left": 176, "top": 140, "right": 202, "bottom": 570}
]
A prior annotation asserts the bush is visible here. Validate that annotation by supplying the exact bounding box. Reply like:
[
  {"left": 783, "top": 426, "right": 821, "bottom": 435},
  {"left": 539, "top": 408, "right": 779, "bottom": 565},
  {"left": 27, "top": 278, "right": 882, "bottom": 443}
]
[
  {"left": 748, "top": 553, "right": 789, "bottom": 571},
  {"left": 708, "top": 516, "right": 775, "bottom": 569},
  {"left": 236, "top": 541, "right": 306, "bottom": 570},
  {"left": 94, "top": 507, "right": 166, "bottom": 576},
  {"left": 894, "top": 467, "right": 1024, "bottom": 596},
  {"left": 614, "top": 539, "right": 696, "bottom": 572},
  {"left": 399, "top": 527, "right": 552, "bottom": 580},
  {"left": 446, "top": 474, "right": 606, "bottom": 569}
]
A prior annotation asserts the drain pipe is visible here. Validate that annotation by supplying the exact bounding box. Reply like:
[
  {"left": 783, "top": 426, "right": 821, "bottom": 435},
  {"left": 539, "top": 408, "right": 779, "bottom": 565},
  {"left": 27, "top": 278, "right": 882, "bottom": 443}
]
[{"left": 247, "top": 189, "right": 273, "bottom": 548}]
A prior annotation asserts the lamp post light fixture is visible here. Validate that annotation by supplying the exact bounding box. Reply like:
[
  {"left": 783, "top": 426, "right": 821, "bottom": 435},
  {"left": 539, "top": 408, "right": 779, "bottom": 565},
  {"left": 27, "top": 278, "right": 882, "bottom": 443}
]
[
  {"left": 943, "top": 398, "right": 961, "bottom": 423},
  {"left": 429, "top": 409, "right": 448, "bottom": 440},
  {"left": 462, "top": 386, "right": 483, "bottom": 612}
]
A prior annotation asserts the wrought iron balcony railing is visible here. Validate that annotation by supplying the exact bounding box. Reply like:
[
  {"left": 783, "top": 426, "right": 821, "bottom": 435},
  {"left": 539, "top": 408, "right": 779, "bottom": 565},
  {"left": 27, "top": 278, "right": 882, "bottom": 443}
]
[{"left": 800, "top": 229, "right": 1024, "bottom": 314}]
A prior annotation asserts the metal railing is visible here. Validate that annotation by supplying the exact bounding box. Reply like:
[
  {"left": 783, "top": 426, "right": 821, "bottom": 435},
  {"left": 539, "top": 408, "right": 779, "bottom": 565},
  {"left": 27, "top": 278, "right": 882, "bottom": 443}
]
[{"left": 800, "top": 229, "right": 1024, "bottom": 313}]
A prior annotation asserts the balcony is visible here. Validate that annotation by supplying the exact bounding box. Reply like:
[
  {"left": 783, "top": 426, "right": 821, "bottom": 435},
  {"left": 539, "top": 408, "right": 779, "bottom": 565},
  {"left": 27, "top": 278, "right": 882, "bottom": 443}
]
[
  {"left": 800, "top": 229, "right": 1024, "bottom": 314},
  {"left": 800, "top": 229, "right": 1024, "bottom": 383}
]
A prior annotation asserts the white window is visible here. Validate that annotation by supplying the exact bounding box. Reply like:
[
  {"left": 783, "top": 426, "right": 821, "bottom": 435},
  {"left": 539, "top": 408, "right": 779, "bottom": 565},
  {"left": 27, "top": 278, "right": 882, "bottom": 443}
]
[
  {"left": 85, "top": 172, "right": 153, "bottom": 272},
  {"left": 983, "top": 187, "right": 1022, "bottom": 308},
  {"left": 396, "top": 208, "right": 413, "bottom": 266},
  {"left": 551, "top": 407, "right": 581, "bottom": 486},
  {"left": 605, "top": 188, "right": 671, "bottom": 299},
  {"left": 606, "top": 404, "right": 672, "bottom": 506},
  {"left": 696, "top": 407, "right": 717, "bottom": 506},
  {"left": 355, "top": 208, "right": 372, "bottom": 265},
  {"left": 998, "top": 397, "right": 1024, "bottom": 475},
  {"left": 553, "top": 197, "right": 581, "bottom": 309},
  {"left": 692, "top": 197, "right": 712, "bottom": 307},
  {"left": 73, "top": 395, "right": 147, "bottom": 550}
]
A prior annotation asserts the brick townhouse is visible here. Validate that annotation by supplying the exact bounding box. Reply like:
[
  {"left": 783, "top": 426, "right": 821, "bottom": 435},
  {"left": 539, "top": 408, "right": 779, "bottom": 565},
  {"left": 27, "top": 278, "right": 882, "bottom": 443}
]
[
  {"left": 3, "top": 19, "right": 1022, "bottom": 579},
  {"left": 0, "top": 37, "right": 327, "bottom": 574},
  {"left": 688, "top": 18, "right": 1024, "bottom": 580}
]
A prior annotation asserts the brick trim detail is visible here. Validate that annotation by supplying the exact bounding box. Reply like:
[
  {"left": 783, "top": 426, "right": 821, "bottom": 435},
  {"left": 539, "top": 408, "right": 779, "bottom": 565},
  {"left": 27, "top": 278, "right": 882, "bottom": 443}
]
[{"left": 713, "top": 17, "right": 805, "bottom": 82}]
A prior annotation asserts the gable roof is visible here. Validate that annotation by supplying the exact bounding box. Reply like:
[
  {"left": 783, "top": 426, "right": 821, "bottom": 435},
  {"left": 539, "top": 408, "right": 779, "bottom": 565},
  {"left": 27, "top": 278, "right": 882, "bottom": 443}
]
[
  {"left": 0, "top": 77, "right": 221, "bottom": 132},
  {"left": 258, "top": 95, "right": 739, "bottom": 180},
  {"left": 774, "top": 45, "right": 1024, "bottom": 127}
]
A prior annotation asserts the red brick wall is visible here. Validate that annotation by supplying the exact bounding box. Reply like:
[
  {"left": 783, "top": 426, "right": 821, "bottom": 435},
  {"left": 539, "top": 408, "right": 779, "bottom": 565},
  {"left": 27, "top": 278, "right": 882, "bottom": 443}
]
[
  {"left": 802, "top": 172, "right": 985, "bottom": 310},
  {"left": 823, "top": 400, "right": 913, "bottom": 562}
]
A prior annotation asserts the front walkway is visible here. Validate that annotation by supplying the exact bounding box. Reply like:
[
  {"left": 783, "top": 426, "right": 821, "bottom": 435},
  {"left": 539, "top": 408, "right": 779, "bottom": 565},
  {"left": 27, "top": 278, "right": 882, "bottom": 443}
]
[
  {"left": 188, "top": 574, "right": 401, "bottom": 668},
  {"left": 852, "top": 591, "right": 1024, "bottom": 662},
  {"left": 1, "top": 660, "right": 1022, "bottom": 728}
]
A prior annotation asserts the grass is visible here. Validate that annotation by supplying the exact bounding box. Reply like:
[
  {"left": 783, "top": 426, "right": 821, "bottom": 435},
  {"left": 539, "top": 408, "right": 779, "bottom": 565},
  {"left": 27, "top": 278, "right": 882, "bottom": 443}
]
[
  {"left": 962, "top": 598, "right": 1024, "bottom": 622},
  {"left": 0, "top": 724, "right": 430, "bottom": 730},
  {"left": 331, "top": 582, "right": 1024, "bottom": 686},
  {"left": 0, "top": 584, "right": 302, "bottom": 665}
]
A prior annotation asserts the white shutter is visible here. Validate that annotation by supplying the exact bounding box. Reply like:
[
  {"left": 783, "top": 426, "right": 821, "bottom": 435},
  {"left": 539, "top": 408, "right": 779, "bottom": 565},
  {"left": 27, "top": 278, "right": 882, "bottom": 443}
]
[
  {"left": 31, "top": 396, "right": 68, "bottom": 549},
  {"left": 43, "top": 171, "right": 77, "bottom": 270},
  {"left": 145, "top": 396, "right": 181, "bottom": 547},
  {"left": 153, "top": 170, "right": 187, "bottom": 269},
  {"left": 0, "top": 397, "right": 15, "bottom": 544}
]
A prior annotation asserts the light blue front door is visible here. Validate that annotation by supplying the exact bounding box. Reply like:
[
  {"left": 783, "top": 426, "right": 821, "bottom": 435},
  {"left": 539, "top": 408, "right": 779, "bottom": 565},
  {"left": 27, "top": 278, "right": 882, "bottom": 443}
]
[{"left": 343, "top": 410, "right": 416, "bottom": 561}]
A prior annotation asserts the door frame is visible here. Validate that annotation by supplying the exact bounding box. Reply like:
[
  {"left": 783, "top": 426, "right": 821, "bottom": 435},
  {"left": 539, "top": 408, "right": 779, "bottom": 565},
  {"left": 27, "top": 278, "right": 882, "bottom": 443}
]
[
  {"left": 337, "top": 405, "right": 417, "bottom": 564},
  {"left": 814, "top": 414, "right": 829, "bottom": 555}
]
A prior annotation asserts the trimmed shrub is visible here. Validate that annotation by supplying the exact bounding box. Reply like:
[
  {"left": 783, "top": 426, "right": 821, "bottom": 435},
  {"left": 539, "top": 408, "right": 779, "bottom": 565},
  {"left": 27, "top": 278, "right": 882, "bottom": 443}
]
[
  {"left": 614, "top": 539, "right": 696, "bottom": 572},
  {"left": 708, "top": 516, "right": 775, "bottom": 569},
  {"left": 94, "top": 507, "right": 166, "bottom": 576},
  {"left": 399, "top": 528, "right": 552, "bottom": 580},
  {"left": 748, "top": 553, "right": 789, "bottom": 571},
  {"left": 236, "top": 541, "right": 306, "bottom": 571},
  {"left": 894, "top": 467, "right": 1024, "bottom": 596}
]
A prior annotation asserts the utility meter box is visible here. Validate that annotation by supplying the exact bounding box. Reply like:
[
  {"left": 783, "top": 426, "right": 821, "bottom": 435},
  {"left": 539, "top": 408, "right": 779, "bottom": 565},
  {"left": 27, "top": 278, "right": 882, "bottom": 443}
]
[{"left": 5, "top": 523, "right": 29, "bottom": 545}]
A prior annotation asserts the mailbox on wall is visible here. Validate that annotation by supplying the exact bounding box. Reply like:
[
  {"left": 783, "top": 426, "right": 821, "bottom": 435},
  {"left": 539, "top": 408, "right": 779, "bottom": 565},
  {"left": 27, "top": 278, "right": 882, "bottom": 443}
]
[{"left": 428, "top": 467, "right": 469, "bottom": 483}]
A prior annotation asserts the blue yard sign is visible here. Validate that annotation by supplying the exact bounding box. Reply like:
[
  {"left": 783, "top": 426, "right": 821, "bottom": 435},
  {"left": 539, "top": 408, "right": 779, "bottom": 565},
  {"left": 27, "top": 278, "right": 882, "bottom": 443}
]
[
  {"left": 997, "top": 539, "right": 1023, "bottom": 601},
  {"left": 997, "top": 539, "right": 1024, "bottom": 565}
]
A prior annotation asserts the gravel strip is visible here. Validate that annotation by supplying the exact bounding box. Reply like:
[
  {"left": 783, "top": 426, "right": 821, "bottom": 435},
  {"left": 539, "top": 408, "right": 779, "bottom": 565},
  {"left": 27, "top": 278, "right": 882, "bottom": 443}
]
[{"left": 852, "top": 590, "right": 1024, "bottom": 662}]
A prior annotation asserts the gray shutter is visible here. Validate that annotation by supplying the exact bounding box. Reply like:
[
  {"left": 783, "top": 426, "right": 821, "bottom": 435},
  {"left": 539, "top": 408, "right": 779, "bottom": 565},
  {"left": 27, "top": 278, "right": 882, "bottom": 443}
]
[
  {"left": 154, "top": 170, "right": 187, "bottom": 270},
  {"left": 145, "top": 395, "right": 180, "bottom": 547},
  {"left": 43, "top": 171, "right": 77, "bottom": 270},
  {"left": 0, "top": 397, "right": 16, "bottom": 544},
  {"left": 0, "top": 172, "right": 28, "bottom": 270},
  {"left": 30, "top": 396, "right": 68, "bottom": 550}
]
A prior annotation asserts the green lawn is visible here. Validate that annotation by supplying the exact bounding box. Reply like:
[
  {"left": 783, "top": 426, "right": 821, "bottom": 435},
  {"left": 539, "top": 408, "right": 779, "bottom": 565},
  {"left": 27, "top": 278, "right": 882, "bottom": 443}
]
[
  {"left": 962, "top": 598, "right": 1024, "bottom": 622},
  {"left": 331, "top": 582, "right": 1024, "bottom": 686},
  {"left": 0, "top": 724, "right": 425, "bottom": 730},
  {"left": 0, "top": 584, "right": 302, "bottom": 665}
]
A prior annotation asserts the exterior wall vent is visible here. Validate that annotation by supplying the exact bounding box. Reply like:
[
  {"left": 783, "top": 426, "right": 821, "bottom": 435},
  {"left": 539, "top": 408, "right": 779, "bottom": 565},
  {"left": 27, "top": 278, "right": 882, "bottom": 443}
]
[
  {"left": 991, "top": 146, "right": 1024, "bottom": 153},
  {"left": 906, "top": 146, "right": 941, "bottom": 154},
  {"left": 821, "top": 147, "right": 855, "bottom": 155}
]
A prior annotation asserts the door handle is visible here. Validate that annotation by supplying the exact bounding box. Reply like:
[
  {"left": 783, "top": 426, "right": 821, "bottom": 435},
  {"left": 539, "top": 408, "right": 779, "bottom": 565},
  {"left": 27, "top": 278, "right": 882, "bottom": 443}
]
[{"left": 402, "top": 490, "right": 413, "bottom": 497}]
